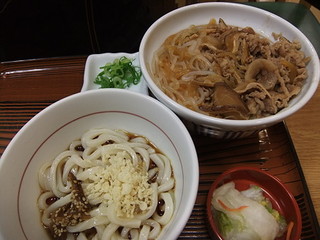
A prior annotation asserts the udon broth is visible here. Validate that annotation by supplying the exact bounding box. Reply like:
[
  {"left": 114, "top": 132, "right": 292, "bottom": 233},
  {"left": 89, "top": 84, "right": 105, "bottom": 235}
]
[
  {"left": 151, "top": 18, "right": 310, "bottom": 120},
  {"left": 38, "top": 128, "right": 175, "bottom": 240}
]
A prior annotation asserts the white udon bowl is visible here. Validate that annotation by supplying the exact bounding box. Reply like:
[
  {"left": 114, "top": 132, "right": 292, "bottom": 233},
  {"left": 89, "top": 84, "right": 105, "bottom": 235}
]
[
  {"left": 139, "top": 2, "right": 320, "bottom": 139},
  {"left": 0, "top": 89, "right": 199, "bottom": 240}
]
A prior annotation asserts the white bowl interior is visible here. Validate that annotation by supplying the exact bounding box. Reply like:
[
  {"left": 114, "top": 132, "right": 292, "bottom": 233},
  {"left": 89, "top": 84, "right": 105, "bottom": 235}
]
[
  {"left": 139, "top": 2, "right": 320, "bottom": 131},
  {"left": 0, "top": 89, "right": 199, "bottom": 240}
]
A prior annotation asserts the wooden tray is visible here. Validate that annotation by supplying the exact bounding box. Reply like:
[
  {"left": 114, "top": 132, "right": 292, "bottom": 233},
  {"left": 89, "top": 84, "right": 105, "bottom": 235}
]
[
  {"left": 1, "top": 56, "right": 319, "bottom": 239},
  {"left": 183, "top": 124, "right": 320, "bottom": 239}
]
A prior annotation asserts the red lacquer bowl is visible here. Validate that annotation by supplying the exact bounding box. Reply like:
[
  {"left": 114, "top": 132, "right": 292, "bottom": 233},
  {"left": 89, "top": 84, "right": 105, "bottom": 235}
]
[{"left": 206, "top": 166, "right": 302, "bottom": 240}]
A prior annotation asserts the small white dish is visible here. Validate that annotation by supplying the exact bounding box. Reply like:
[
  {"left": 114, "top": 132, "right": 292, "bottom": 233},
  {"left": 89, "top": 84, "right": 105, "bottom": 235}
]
[{"left": 82, "top": 52, "right": 148, "bottom": 95}]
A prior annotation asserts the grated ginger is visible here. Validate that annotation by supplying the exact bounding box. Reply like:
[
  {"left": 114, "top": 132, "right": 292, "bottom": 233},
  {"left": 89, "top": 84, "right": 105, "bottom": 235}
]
[{"left": 83, "top": 150, "right": 153, "bottom": 218}]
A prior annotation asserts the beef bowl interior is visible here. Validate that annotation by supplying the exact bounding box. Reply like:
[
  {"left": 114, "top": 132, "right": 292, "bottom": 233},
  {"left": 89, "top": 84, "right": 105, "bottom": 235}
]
[
  {"left": 0, "top": 89, "right": 199, "bottom": 240},
  {"left": 139, "top": 2, "right": 320, "bottom": 139}
]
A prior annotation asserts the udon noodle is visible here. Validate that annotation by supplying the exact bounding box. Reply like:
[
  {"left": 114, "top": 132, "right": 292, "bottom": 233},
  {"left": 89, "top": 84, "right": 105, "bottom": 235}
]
[
  {"left": 151, "top": 18, "right": 310, "bottom": 119},
  {"left": 38, "top": 128, "right": 175, "bottom": 240}
]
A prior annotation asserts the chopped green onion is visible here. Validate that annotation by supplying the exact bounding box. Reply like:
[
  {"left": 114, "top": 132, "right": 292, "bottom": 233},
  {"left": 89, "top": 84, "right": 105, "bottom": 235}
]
[{"left": 94, "top": 56, "right": 142, "bottom": 89}]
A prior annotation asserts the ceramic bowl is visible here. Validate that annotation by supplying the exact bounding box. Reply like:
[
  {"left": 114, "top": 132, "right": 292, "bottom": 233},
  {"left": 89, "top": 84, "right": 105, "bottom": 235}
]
[
  {"left": 0, "top": 89, "right": 199, "bottom": 239},
  {"left": 81, "top": 52, "right": 148, "bottom": 95},
  {"left": 206, "top": 166, "right": 302, "bottom": 240},
  {"left": 139, "top": 2, "right": 320, "bottom": 139}
]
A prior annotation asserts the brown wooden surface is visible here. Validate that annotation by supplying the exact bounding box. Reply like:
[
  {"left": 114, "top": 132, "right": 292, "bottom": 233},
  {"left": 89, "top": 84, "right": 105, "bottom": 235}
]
[
  {"left": 286, "top": 84, "right": 320, "bottom": 225},
  {"left": 0, "top": 56, "right": 319, "bottom": 239}
]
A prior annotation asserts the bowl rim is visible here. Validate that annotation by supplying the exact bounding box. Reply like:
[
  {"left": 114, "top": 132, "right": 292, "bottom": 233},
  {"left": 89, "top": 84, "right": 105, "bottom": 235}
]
[
  {"left": 206, "top": 166, "right": 302, "bottom": 240},
  {"left": 139, "top": 2, "right": 320, "bottom": 129}
]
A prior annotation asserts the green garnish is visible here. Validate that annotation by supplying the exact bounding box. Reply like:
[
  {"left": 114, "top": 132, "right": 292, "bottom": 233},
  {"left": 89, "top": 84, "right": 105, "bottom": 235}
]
[
  {"left": 94, "top": 56, "right": 142, "bottom": 89},
  {"left": 215, "top": 210, "right": 244, "bottom": 236}
]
